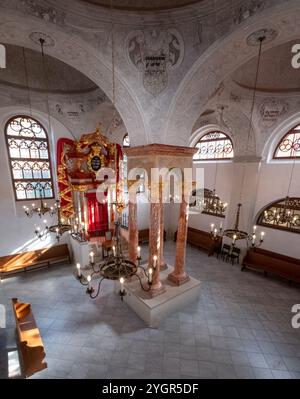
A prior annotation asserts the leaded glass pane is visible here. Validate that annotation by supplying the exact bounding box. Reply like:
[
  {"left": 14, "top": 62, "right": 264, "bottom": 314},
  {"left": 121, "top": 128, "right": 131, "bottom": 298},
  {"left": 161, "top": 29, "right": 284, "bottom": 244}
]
[
  {"left": 5, "top": 116, "right": 53, "bottom": 200},
  {"left": 193, "top": 131, "right": 234, "bottom": 161},
  {"left": 274, "top": 126, "right": 300, "bottom": 159}
]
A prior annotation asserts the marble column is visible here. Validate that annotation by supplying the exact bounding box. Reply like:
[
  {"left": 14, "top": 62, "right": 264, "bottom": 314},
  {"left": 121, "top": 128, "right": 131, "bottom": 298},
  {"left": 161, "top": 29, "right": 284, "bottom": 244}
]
[
  {"left": 168, "top": 195, "right": 190, "bottom": 285},
  {"left": 148, "top": 198, "right": 164, "bottom": 295},
  {"left": 128, "top": 198, "right": 138, "bottom": 264},
  {"left": 159, "top": 202, "right": 167, "bottom": 270}
]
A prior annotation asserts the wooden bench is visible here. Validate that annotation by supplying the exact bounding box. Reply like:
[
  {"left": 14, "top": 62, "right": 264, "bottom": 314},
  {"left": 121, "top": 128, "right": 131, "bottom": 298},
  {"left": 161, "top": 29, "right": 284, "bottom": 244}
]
[
  {"left": 175, "top": 227, "right": 222, "bottom": 256},
  {"left": 242, "top": 247, "right": 300, "bottom": 284},
  {"left": 138, "top": 229, "right": 167, "bottom": 244},
  {"left": 12, "top": 298, "right": 47, "bottom": 378},
  {"left": 0, "top": 244, "right": 71, "bottom": 278}
]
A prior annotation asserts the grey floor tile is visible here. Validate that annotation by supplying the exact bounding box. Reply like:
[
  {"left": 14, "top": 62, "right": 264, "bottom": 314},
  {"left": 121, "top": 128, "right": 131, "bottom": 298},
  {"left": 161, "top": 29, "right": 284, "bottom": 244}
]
[
  {"left": 2, "top": 242, "right": 300, "bottom": 380},
  {"left": 253, "top": 367, "right": 274, "bottom": 379},
  {"left": 234, "top": 365, "right": 255, "bottom": 379},
  {"left": 179, "top": 359, "right": 199, "bottom": 377},
  {"left": 282, "top": 356, "right": 300, "bottom": 372}
]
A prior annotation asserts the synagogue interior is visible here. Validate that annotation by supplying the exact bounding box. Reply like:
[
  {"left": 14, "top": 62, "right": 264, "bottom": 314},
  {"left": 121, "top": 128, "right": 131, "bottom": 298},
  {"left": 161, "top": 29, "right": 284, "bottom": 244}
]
[{"left": 0, "top": 0, "right": 299, "bottom": 380}]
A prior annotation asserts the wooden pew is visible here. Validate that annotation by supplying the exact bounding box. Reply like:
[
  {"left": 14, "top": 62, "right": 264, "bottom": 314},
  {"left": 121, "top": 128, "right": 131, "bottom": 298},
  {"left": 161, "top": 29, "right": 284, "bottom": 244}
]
[
  {"left": 138, "top": 229, "right": 167, "bottom": 244},
  {"left": 12, "top": 298, "right": 47, "bottom": 378},
  {"left": 0, "top": 244, "right": 71, "bottom": 278},
  {"left": 242, "top": 247, "right": 300, "bottom": 284},
  {"left": 174, "top": 227, "right": 222, "bottom": 256}
]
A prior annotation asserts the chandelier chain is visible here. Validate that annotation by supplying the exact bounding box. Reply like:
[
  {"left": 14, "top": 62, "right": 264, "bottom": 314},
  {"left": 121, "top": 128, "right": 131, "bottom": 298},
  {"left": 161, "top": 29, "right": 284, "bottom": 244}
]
[
  {"left": 22, "top": 47, "right": 32, "bottom": 118},
  {"left": 111, "top": 0, "right": 116, "bottom": 106},
  {"left": 287, "top": 148, "right": 297, "bottom": 197},
  {"left": 239, "top": 36, "right": 265, "bottom": 204}
]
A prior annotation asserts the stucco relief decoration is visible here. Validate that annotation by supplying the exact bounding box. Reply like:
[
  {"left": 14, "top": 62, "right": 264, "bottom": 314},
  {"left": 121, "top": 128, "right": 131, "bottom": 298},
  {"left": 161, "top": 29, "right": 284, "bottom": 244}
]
[
  {"left": 260, "top": 98, "right": 289, "bottom": 126},
  {"left": 22, "top": 0, "right": 65, "bottom": 25},
  {"left": 54, "top": 102, "right": 85, "bottom": 122},
  {"left": 126, "top": 28, "right": 184, "bottom": 95},
  {"left": 234, "top": 0, "right": 265, "bottom": 25}
]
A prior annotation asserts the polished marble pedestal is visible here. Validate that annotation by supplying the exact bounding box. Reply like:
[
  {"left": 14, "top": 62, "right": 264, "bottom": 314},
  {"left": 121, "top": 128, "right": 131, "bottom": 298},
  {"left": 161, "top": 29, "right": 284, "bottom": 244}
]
[{"left": 117, "top": 265, "right": 201, "bottom": 327}]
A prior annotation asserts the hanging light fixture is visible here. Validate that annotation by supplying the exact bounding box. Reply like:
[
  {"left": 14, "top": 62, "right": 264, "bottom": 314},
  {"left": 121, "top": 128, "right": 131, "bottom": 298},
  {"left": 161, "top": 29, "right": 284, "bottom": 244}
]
[
  {"left": 34, "top": 199, "right": 72, "bottom": 242},
  {"left": 23, "top": 188, "right": 58, "bottom": 218},
  {"left": 74, "top": 0, "right": 153, "bottom": 299},
  {"left": 76, "top": 211, "right": 154, "bottom": 299},
  {"left": 21, "top": 45, "right": 58, "bottom": 219},
  {"left": 210, "top": 35, "right": 266, "bottom": 248},
  {"left": 33, "top": 37, "right": 71, "bottom": 240},
  {"left": 190, "top": 106, "right": 228, "bottom": 217},
  {"left": 202, "top": 125, "right": 228, "bottom": 218}
]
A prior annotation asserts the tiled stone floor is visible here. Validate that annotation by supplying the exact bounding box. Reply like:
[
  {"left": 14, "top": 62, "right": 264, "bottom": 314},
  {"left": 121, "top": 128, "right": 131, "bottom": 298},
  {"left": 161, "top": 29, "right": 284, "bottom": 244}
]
[{"left": 0, "top": 241, "right": 300, "bottom": 379}]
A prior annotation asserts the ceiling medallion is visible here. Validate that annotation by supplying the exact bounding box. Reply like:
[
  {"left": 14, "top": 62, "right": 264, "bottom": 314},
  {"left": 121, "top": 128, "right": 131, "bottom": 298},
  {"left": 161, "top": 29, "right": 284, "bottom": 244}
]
[
  {"left": 246, "top": 28, "right": 278, "bottom": 46},
  {"left": 29, "top": 32, "right": 55, "bottom": 47}
]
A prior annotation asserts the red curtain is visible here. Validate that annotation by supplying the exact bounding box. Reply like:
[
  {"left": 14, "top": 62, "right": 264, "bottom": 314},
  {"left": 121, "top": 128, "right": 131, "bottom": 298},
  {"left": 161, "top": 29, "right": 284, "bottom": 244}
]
[{"left": 85, "top": 192, "right": 108, "bottom": 235}]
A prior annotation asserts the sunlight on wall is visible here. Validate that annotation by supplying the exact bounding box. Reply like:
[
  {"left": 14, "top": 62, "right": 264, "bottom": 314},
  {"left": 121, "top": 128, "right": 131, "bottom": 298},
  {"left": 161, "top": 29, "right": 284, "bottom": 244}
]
[
  {"left": 0, "top": 304, "right": 5, "bottom": 328},
  {"left": 11, "top": 235, "right": 54, "bottom": 254}
]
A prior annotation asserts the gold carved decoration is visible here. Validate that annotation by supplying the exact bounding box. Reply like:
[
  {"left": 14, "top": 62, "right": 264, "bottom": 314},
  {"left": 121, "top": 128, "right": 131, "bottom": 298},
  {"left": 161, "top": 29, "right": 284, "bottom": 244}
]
[{"left": 87, "top": 145, "right": 106, "bottom": 176}]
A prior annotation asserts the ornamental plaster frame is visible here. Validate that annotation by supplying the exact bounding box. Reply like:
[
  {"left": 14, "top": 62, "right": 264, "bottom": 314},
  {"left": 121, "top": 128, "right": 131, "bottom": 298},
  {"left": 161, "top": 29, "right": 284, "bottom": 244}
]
[
  {"left": 0, "top": 6, "right": 148, "bottom": 146},
  {"left": 165, "top": 0, "right": 300, "bottom": 149}
]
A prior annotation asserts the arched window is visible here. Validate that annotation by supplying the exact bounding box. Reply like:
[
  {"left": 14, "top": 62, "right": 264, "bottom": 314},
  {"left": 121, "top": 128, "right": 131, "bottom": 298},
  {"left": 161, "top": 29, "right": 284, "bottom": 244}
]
[
  {"left": 5, "top": 115, "right": 54, "bottom": 201},
  {"left": 193, "top": 131, "right": 233, "bottom": 161},
  {"left": 122, "top": 133, "right": 130, "bottom": 148},
  {"left": 257, "top": 197, "right": 300, "bottom": 234},
  {"left": 273, "top": 124, "right": 300, "bottom": 159}
]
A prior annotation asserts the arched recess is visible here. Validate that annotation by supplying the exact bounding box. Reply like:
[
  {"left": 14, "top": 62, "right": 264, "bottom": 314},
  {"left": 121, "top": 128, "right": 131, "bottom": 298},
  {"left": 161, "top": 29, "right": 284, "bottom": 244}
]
[
  {"left": 190, "top": 124, "right": 234, "bottom": 157},
  {"left": 0, "top": 105, "right": 75, "bottom": 200},
  {"left": 262, "top": 111, "right": 300, "bottom": 163},
  {"left": 0, "top": 7, "right": 148, "bottom": 146},
  {"left": 164, "top": 0, "right": 300, "bottom": 147}
]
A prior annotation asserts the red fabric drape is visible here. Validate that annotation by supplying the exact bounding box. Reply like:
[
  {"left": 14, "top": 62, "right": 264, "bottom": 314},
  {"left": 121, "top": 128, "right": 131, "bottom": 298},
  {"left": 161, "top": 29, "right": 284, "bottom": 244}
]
[{"left": 85, "top": 192, "right": 108, "bottom": 234}]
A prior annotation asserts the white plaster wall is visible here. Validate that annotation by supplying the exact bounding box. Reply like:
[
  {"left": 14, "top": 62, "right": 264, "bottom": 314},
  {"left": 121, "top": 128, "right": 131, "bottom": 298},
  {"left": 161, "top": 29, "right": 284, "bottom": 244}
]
[
  {"left": 0, "top": 106, "right": 73, "bottom": 256},
  {"left": 186, "top": 158, "right": 300, "bottom": 259},
  {"left": 188, "top": 161, "right": 233, "bottom": 233},
  {"left": 253, "top": 162, "right": 300, "bottom": 258}
]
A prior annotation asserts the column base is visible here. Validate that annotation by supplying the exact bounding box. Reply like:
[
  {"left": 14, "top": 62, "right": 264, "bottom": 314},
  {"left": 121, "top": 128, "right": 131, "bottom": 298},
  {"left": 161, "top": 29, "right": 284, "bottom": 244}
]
[
  {"left": 160, "top": 262, "right": 168, "bottom": 271},
  {"left": 168, "top": 272, "right": 190, "bottom": 286},
  {"left": 149, "top": 284, "right": 166, "bottom": 298}
]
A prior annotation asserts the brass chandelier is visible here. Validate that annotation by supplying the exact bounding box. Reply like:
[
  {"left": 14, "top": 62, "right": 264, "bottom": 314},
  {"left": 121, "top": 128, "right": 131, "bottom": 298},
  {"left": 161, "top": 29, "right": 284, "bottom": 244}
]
[
  {"left": 34, "top": 199, "right": 71, "bottom": 241},
  {"left": 202, "top": 188, "right": 227, "bottom": 217},
  {"left": 24, "top": 188, "right": 58, "bottom": 218}
]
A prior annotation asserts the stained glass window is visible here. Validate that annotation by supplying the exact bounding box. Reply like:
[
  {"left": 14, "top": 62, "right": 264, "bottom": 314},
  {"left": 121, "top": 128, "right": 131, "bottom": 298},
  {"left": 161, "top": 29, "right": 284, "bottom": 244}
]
[
  {"left": 5, "top": 116, "right": 54, "bottom": 200},
  {"left": 193, "top": 131, "right": 234, "bottom": 161},
  {"left": 122, "top": 133, "right": 130, "bottom": 148},
  {"left": 273, "top": 125, "right": 300, "bottom": 159}
]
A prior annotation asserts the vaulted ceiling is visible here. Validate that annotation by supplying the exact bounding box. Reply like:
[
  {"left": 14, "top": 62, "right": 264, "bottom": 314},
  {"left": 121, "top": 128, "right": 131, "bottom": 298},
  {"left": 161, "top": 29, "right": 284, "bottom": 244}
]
[
  {"left": 80, "top": 0, "right": 202, "bottom": 11},
  {"left": 232, "top": 40, "right": 300, "bottom": 93},
  {"left": 0, "top": 44, "right": 98, "bottom": 95}
]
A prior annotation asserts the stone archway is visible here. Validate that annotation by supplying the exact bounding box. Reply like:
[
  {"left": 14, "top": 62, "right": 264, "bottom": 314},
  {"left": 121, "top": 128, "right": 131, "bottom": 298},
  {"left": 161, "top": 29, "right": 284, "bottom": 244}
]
[{"left": 0, "top": 7, "right": 148, "bottom": 146}]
